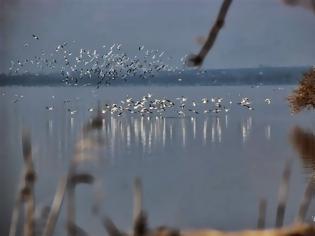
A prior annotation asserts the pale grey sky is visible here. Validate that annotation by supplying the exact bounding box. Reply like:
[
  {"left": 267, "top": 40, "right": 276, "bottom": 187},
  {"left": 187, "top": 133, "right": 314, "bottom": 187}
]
[{"left": 0, "top": 0, "right": 315, "bottom": 73}]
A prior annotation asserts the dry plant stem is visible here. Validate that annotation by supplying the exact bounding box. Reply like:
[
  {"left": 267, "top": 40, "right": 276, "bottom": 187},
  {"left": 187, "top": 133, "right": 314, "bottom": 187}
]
[
  {"left": 9, "top": 169, "right": 26, "bottom": 236},
  {"left": 188, "top": 0, "right": 233, "bottom": 66},
  {"left": 133, "top": 177, "right": 143, "bottom": 225},
  {"left": 257, "top": 199, "right": 267, "bottom": 229},
  {"left": 24, "top": 180, "right": 36, "bottom": 236},
  {"left": 275, "top": 160, "right": 292, "bottom": 228},
  {"left": 103, "top": 218, "right": 126, "bottom": 236},
  {"left": 9, "top": 194, "right": 21, "bottom": 236},
  {"left": 133, "top": 211, "right": 148, "bottom": 236},
  {"left": 290, "top": 126, "right": 315, "bottom": 159},
  {"left": 67, "top": 166, "right": 76, "bottom": 236},
  {"left": 67, "top": 222, "right": 89, "bottom": 236},
  {"left": 295, "top": 175, "right": 315, "bottom": 223},
  {"left": 42, "top": 176, "right": 68, "bottom": 236},
  {"left": 22, "top": 130, "right": 36, "bottom": 236}
]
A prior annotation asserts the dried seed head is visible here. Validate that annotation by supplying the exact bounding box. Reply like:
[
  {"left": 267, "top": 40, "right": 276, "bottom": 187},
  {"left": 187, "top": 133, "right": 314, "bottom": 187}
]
[
  {"left": 70, "top": 173, "right": 94, "bottom": 185},
  {"left": 134, "top": 211, "right": 148, "bottom": 236},
  {"left": 25, "top": 170, "right": 36, "bottom": 183}
]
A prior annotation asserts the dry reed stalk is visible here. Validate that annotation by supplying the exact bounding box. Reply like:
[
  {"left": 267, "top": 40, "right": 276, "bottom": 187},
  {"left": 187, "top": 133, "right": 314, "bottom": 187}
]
[
  {"left": 9, "top": 130, "right": 36, "bottom": 236},
  {"left": 9, "top": 169, "right": 26, "bottom": 236},
  {"left": 275, "top": 160, "right": 292, "bottom": 228},
  {"left": 290, "top": 126, "right": 315, "bottom": 166},
  {"left": 65, "top": 167, "right": 78, "bottom": 236},
  {"left": 134, "top": 212, "right": 148, "bottom": 236},
  {"left": 103, "top": 218, "right": 127, "bottom": 236},
  {"left": 257, "top": 199, "right": 267, "bottom": 229},
  {"left": 42, "top": 176, "right": 68, "bottom": 236},
  {"left": 67, "top": 174, "right": 76, "bottom": 236},
  {"left": 187, "top": 0, "right": 233, "bottom": 67},
  {"left": 290, "top": 126, "right": 315, "bottom": 223},
  {"left": 67, "top": 222, "right": 89, "bottom": 236},
  {"left": 133, "top": 177, "right": 143, "bottom": 225},
  {"left": 295, "top": 175, "right": 315, "bottom": 223},
  {"left": 21, "top": 130, "right": 36, "bottom": 236},
  {"left": 35, "top": 206, "right": 50, "bottom": 236}
]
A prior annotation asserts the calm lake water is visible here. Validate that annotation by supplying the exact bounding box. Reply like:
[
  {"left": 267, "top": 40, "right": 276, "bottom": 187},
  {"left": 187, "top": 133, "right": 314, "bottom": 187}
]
[{"left": 1, "top": 85, "right": 315, "bottom": 235}]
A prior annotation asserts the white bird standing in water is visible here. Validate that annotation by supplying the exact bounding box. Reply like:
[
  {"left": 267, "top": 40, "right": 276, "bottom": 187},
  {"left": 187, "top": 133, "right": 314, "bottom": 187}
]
[{"left": 201, "top": 98, "right": 209, "bottom": 104}]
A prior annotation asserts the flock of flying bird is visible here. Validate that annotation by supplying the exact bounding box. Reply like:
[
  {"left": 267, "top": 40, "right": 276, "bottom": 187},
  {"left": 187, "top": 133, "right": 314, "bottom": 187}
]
[{"left": 8, "top": 34, "right": 187, "bottom": 86}]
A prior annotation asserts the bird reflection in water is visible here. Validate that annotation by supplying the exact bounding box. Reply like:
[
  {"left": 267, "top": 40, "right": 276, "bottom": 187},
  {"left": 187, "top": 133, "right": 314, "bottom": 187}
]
[
  {"left": 92, "top": 113, "right": 232, "bottom": 156},
  {"left": 241, "top": 116, "right": 252, "bottom": 143},
  {"left": 192, "top": 117, "right": 196, "bottom": 140},
  {"left": 265, "top": 124, "right": 271, "bottom": 140},
  {"left": 181, "top": 118, "right": 186, "bottom": 148},
  {"left": 203, "top": 118, "right": 208, "bottom": 145},
  {"left": 211, "top": 117, "right": 222, "bottom": 143},
  {"left": 43, "top": 106, "right": 274, "bottom": 161}
]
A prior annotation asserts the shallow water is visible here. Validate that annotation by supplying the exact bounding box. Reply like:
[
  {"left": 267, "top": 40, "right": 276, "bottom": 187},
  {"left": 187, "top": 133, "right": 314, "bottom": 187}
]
[{"left": 1, "top": 85, "right": 315, "bottom": 235}]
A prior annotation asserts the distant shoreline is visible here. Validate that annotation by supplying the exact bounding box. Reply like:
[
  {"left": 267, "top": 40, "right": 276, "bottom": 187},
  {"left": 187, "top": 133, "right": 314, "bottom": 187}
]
[{"left": 0, "top": 66, "right": 310, "bottom": 86}]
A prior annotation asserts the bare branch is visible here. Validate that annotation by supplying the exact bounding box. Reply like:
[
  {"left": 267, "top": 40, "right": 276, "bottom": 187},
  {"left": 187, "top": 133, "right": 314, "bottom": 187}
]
[{"left": 187, "top": 0, "right": 233, "bottom": 67}]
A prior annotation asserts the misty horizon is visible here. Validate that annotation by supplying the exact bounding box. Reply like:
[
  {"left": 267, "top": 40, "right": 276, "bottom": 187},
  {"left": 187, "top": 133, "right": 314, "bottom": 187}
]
[{"left": 1, "top": 0, "right": 315, "bottom": 74}]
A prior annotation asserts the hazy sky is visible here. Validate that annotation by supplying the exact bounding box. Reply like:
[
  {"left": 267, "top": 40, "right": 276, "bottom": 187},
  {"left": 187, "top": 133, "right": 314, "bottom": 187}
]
[{"left": 1, "top": 0, "right": 315, "bottom": 73}]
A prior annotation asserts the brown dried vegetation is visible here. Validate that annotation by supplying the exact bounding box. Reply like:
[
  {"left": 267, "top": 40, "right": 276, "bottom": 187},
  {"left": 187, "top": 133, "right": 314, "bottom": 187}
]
[{"left": 288, "top": 67, "right": 315, "bottom": 113}]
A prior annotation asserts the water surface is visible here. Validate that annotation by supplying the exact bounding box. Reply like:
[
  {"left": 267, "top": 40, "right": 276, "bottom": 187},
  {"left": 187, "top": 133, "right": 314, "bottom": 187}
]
[{"left": 1, "top": 85, "right": 315, "bottom": 235}]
